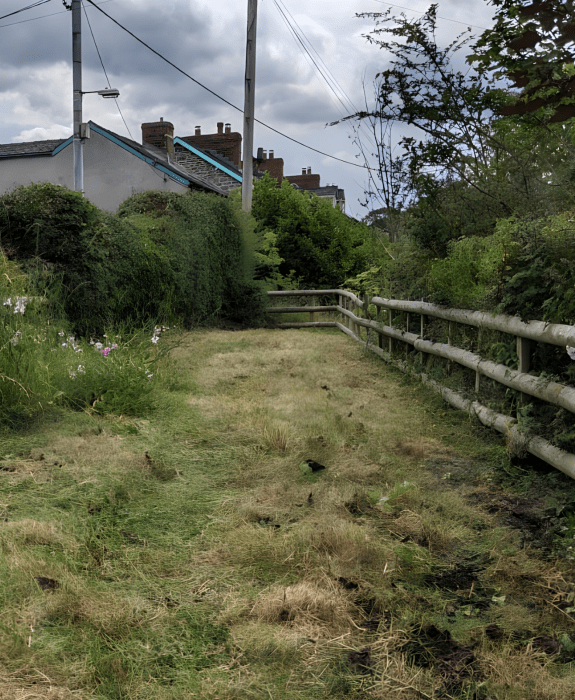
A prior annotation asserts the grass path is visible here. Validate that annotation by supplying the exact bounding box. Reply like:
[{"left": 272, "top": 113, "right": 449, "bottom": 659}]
[{"left": 1, "top": 328, "right": 575, "bottom": 699}]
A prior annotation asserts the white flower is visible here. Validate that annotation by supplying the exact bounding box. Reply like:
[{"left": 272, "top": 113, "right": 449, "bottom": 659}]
[
  {"left": 146, "top": 373, "right": 154, "bottom": 380},
  {"left": 151, "top": 336, "right": 159, "bottom": 344},
  {"left": 3, "top": 298, "right": 11, "bottom": 307},
  {"left": 77, "top": 365, "right": 85, "bottom": 374},
  {"left": 58, "top": 331, "right": 65, "bottom": 337},
  {"left": 567, "top": 346, "right": 575, "bottom": 361},
  {"left": 95, "top": 342, "right": 103, "bottom": 350},
  {"left": 70, "top": 371, "right": 77, "bottom": 379},
  {"left": 61, "top": 342, "right": 67, "bottom": 348},
  {"left": 89, "top": 339, "right": 95, "bottom": 345}
]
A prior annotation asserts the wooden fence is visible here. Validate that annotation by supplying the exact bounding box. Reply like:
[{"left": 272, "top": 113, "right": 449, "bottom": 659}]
[{"left": 267, "top": 289, "right": 575, "bottom": 480}]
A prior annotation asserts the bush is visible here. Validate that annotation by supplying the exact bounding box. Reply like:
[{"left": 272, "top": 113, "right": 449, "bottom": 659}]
[
  {"left": 118, "top": 190, "right": 266, "bottom": 327},
  {"left": 251, "top": 174, "right": 374, "bottom": 289},
  {"left": 0, "top": 253, "right": 159, "bottom": 424},
  {"left": 0, "top": 184, "right": 266, "bottom": 333}
]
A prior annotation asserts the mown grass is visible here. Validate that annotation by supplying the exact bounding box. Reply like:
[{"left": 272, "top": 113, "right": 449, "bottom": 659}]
[{"left": 1, "top": 327, "right": 575, "bottom": 699}]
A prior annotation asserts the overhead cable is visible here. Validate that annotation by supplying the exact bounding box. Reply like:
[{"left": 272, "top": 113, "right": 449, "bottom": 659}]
[
  {"left": 84, "top": 0, "right": 373, "bottom": 171},
  {"left": 369, "top": 0, "right": 490, "bottom": 32},
  {"left": 0, "top": 0, "right": 52, "bottom": 22},
  {"left": 272, "top": 0, "right": 378, "bottom": 154},
  {"left": 81, "top": 0, "right": 133, "bottom": 139},
  {"left": 0, "top": 0, "right": 114, "bottom": 29}
]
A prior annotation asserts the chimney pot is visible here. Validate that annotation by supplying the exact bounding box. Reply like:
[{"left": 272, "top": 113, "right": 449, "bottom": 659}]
[
  {"left": 217, "top": 122, "right": 224, "bottom": 134},
  {"left": 307, "top": 167, "right": 311, "bottom": 175},
  {"left": 160, "top": 117, "right": 163, "bottom": 122},
  {"left": 195, "top": 126, "right": 201, "bottom": 136},
  {"left": 302, "top": 168, "right": 306, "bottom": 175},
  {"left": 225, "top": 123, "right": 231, "bottom": 134},
  {"left": 269, "top": 150, "right": 274, "bottom": 159},
  {"left": 263, "top": 150, "right": 267, "bottom": 159}
]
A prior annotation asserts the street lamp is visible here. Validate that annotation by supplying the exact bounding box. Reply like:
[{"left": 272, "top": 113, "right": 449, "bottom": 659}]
[{"left": 72, "top": 0, "right": 121, "bottom": 192}]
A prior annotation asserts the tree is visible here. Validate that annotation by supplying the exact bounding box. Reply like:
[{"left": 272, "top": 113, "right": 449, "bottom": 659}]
[
  {"left": 335, "top": 5, "right": 575, "bottom": 233},
  {"left": 471, "top": 0, "right": 575, "bottom": 122}
]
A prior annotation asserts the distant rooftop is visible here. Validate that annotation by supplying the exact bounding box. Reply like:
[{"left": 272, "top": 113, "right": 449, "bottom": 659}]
[{"left": 0, "top": 139, "right": 67, "bottom": 158}]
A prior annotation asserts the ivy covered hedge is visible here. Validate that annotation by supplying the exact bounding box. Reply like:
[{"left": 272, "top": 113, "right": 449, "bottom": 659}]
[{"left": 0, "top": 184, "right": 266, "bottom": 334}]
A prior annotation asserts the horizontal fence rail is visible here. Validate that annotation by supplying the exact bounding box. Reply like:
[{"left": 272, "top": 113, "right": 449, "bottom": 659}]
[{"left": 267, "top": 289, "right": 575, "bottom": 480}]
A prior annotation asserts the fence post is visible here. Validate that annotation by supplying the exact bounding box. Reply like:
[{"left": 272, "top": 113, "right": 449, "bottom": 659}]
[
  {"left": 420, "top": 314, "right": 425, "bottom": 366},
  {"left": 375, "top": 303, "right": 382, "bottom": 350},
  {"left": 339, "top": 294, "right": 343, "bottom": 325},
  {"left": 363, "top": 294, "right": 370, "bottom": 345},
  {"left": 310, "top": 295, "right": 316, "bottom": 323},
  {"left": 389, "top": 309, "right": 393, "bottom": 354},
  {"left": 517, "top": 336, "right": 532, "bottom": 406}
]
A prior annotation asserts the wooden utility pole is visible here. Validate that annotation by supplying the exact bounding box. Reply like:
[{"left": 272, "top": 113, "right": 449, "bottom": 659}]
[
  {"left": 72, "top": 0, "right": 83, "bottom": 193},
  {"left": 242, "top": 0, "right": 258, "bottom": 213}
]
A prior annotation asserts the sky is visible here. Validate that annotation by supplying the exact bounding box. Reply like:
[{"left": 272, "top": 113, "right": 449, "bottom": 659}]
[{"left": 0, "top": 0, "right": 498, "bottom": 218}]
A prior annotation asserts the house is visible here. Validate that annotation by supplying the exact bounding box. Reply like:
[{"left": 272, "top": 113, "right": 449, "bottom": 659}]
[
  {"left": 0, "top": 116, "right": 346, "bottom": 212},
  {"left": 0, "top": 119, "right": 228, "bottom": 212},
  {"left": 259, "top": 161, "right": 346, "bottom": 213},
  {"left": 172, "top": 122, "right": 243, "bottom": 195}
]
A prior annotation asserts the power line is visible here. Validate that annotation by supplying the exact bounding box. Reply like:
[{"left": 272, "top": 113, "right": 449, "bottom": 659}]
[
  {"left": 81, "top": 0, "right": 133, "bottom": 139},
  {"left": 0, "top": 0, "right": 114, "bottom": 29},
  {"left": 271, "top": 0, "right": 379, "bottom": 155},
  {"left": 0, "top": 0, "right": 52, "bottom": 22},
  {"left": 369, "top": 0, "right": 490, "bottom": 32},
  {"left": 84, "top": 0, "right": 374, "bottom": 171}
]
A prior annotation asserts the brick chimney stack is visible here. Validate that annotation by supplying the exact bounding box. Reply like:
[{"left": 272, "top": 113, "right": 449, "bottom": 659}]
[
  {"left": 179, "top": 122, "right": 243, "bottom": 169},
  {"left": 141, "top": 118, "right": 174, "bottom": 159}
]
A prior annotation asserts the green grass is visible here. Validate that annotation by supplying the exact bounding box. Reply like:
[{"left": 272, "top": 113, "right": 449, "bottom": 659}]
[{"left": 1, "top": 327, "right": 575, "bottom": 699}]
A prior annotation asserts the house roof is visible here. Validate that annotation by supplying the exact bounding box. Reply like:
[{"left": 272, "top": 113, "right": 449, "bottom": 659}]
[
  {"left": 0, "top": 124, "right": 227, "bottom": 196},
  {"left": 173, "top": 137, "right": 242, "bottom": 182},
  {"left": 307, "top": 185, "right": 345, "bottom": 200},
  {"left": 0, "top": 139, "right": 67, "bottom": 158}
]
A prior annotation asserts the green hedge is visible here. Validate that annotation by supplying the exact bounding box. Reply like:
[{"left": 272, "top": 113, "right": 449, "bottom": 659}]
[{"left": 0, "top": 184, "right": 265, "bottom": 334}]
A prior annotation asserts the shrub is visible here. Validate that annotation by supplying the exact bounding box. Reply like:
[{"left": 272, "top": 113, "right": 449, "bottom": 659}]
[
  {"left": 251, "top": 174, "right": 374, "bottom": 289},
  {"left": 118, "top": 190, "right": 267, "bottom": 326},
  {"left": 0, "top": 184, "right": 266, "bottom": 333}
]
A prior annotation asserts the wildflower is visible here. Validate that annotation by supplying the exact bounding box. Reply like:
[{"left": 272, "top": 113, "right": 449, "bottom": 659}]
[
  {"left": 151, "top": 335, "right": 159, "bottom": 344},
  {"left": 3, "top": 297, "right": 29, "bottom": 314},
  {"left": 100, "top": 347, "right": 111, "bottom": 356},
  {"left": 11, "top": 330, "right": 22, "bottom": 346},
  {"left": 89, "top": 339, "right": 95, "bottom": 345},
  {"left": 77, "top": 365, "right": 85, "bottom": 373},
  {"left": 95, "top": 342, "right": 103, "bottom": 350},
  {"left": 58, "top": 331, "right": 65, "bottom": 337},
  {"left": 567, "top": 346, "right": 575, "bottom": 361},
  {"left": 111, "top": 343, "right": 118, "bottom": 350},
  {"left": 146, "top": 373, "right": 154, "bottom": 380},
  {"left": 61, "top": 342, "right": 67, "bottom": 348},
  {"left": 70, "top": 371, "right": 77, "bottom": 379}
]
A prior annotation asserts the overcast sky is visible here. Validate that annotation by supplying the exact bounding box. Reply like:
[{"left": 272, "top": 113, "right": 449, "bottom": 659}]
[{"left": 0, "top": 0, "right": 497, "bottom": 217}]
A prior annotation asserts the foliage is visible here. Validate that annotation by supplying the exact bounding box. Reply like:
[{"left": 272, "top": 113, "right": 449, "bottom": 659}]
[
  {"left": 0, "top": 184, "right": 266, "bottom": 334},
  {"left": 495, "top": 210, "right": 575, "bottom": 323},
  {"left": 337, "top": 6, "right": 575, "bottom": 228},
  {"left": 118, "top": 190, "right": 266, "bottom": 328},
  {"left": 0, "top": 253, "right": 159, "bottom": 424},
  {"left": 251, "top": 174, "right": 375, "bottom": 289},
  {"left": 470, "top": 0, "right": 575, "bottom": 123}
]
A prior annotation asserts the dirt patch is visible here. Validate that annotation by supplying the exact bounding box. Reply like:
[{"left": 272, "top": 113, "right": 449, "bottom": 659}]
[
  {"left": 425, "top": 559, "right": 485, "bottom": 593},
  {"left": 404, "top": 624, "right": 479, "bottom": 690},
  {"left": 467, "top": 491, "right": 556, "bottom": 549}
]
